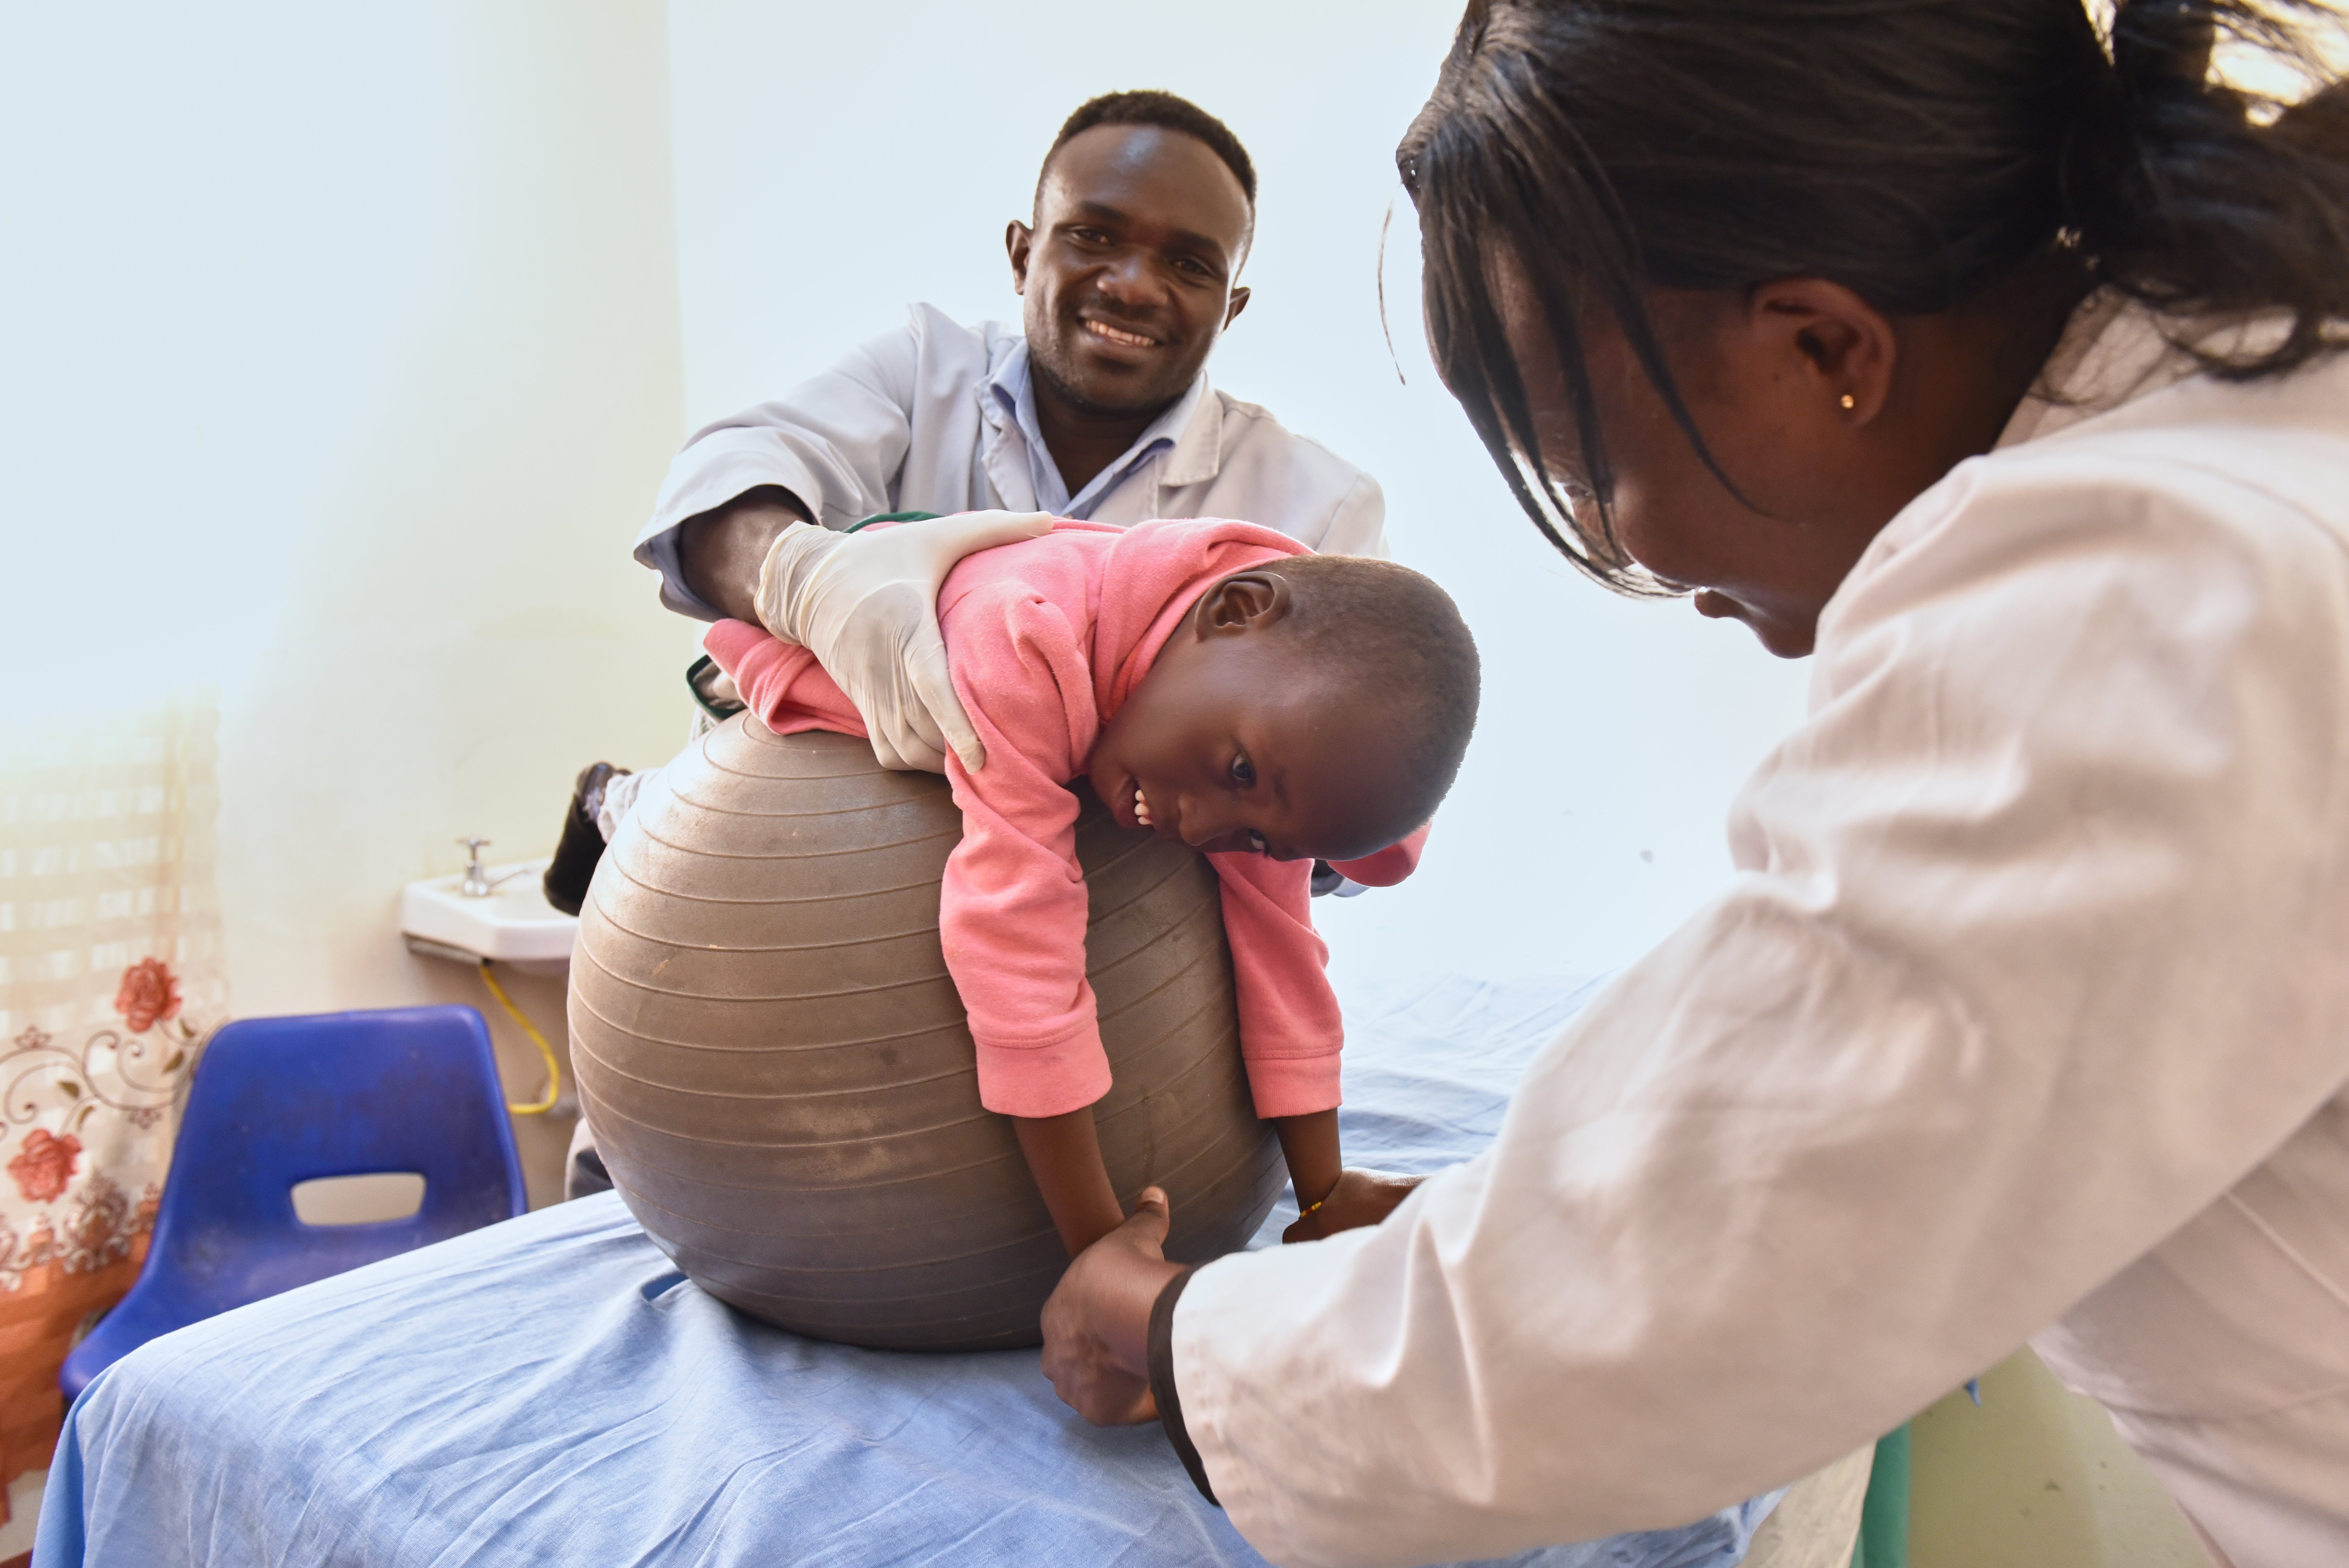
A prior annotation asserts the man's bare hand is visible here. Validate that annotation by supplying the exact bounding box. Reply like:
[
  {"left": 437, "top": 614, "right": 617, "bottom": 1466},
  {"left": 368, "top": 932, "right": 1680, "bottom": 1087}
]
[
  {"left": 1040, "top": 1186, "right": 1184, "bottom": 1425},
  {"left": 677, "top": 488, "right": 807, "bottom": 624}
]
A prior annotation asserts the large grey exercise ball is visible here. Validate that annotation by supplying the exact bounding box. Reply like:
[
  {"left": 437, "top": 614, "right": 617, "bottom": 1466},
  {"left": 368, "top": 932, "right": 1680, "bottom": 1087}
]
[{"left": 567, "top": 715, "right": 1282, "bottom": 1351}]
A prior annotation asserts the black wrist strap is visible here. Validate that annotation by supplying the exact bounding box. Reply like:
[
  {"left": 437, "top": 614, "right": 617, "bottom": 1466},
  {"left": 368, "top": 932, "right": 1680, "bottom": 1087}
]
[{"left": 1148, "top": 1264, "right": 1216, "bottom": 1505}]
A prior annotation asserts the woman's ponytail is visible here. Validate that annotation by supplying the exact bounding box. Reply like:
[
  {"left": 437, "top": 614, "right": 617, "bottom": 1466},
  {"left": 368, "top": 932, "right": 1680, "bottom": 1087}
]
[{"left": 2063, "top": 0, "right": 2349, "bottom": 376}]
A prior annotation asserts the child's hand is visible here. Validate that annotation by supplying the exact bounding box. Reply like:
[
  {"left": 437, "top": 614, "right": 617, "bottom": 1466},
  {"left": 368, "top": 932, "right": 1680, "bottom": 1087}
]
[{"left": 1282, "top": 1168, "right": 1424, "bottom": 1242}]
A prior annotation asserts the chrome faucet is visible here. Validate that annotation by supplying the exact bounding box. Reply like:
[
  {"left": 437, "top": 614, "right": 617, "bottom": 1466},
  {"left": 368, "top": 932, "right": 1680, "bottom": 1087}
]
[{"left": 457, "top": 837, "right": 529, "bottom": 898}]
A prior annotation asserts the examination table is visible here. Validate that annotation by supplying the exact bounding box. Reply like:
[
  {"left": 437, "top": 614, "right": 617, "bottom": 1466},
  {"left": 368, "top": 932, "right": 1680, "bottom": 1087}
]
[{"left": 34, "top": 971, "right": 1840, "bottom": 1568}]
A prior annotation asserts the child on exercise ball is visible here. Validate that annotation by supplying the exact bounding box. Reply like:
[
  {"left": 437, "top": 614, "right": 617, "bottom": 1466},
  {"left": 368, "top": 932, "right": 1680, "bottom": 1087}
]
[{"left": 704, "top": 516, "right": 1479, "bottom": 1257}]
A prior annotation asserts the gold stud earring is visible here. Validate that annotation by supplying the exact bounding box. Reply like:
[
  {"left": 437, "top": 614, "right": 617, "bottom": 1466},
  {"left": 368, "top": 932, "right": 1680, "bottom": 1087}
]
[{"left": 1839, "top": 393, "right": 1856, "bottom": 410}]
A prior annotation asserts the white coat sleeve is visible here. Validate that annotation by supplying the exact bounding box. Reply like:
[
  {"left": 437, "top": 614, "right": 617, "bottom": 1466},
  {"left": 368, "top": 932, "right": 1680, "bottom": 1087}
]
[
  {"left": 632, "top": 319, "right": 925, "bottom": 618},
  {"left": 1169, "top": 451, "right": 2349, "bottom": 1568}
]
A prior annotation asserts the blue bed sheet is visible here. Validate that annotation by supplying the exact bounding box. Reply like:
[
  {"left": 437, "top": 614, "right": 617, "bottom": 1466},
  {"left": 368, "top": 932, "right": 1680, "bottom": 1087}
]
[{"left": 36, "top": 969, "right": 1779, "bottom": 1568}]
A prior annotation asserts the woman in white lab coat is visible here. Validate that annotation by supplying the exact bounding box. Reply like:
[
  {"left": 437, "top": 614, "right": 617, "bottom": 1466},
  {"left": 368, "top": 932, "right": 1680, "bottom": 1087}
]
[
  {"left": 741, "top": 1, "right": 2349, "bottom": 1562},
  {"left": 1012, "top": 4, "right": 2349, "bottom": 1566}
]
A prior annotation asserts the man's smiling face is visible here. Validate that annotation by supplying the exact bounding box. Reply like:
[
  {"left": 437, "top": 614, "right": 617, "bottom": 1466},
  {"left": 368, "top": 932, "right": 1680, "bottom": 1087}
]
[{"left": 1009, "top": 123, "right": 1253, "bottom": 418}]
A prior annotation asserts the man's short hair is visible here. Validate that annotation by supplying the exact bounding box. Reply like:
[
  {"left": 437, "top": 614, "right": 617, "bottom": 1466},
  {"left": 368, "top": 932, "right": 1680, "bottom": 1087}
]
[{"left": 1042, "top": 90, "right": 1258, "bottom": 207}]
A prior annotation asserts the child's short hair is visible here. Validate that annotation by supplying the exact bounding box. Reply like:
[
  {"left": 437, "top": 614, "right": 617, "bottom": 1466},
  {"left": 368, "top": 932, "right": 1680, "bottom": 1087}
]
[{"left": 1269, "top": 555, "right": 1481, "bottom": 838}]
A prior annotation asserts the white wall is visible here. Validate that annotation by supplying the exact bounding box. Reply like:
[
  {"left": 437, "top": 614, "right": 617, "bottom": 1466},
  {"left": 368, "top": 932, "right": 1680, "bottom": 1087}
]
[
  {"left": 0, "top": 2, "right": 699, "bottom": 1205},
  {"left": 665, "top": 0, "right": 1813, "bottom": 987},
  {"left": 1, "top": 0, "right": 1818, "bottom": 1222}
]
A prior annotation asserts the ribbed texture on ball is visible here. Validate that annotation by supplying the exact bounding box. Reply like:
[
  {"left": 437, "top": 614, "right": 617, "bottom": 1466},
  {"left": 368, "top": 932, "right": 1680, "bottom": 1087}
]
[{"left": 568, "top": 716, "right": 1282, "bottom": 1351}]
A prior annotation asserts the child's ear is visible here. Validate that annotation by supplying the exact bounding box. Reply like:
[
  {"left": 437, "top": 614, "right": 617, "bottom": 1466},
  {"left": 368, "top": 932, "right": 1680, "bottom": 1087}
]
[{"left": 1193, "top": 570, "right": 1294, "bottom": 639}]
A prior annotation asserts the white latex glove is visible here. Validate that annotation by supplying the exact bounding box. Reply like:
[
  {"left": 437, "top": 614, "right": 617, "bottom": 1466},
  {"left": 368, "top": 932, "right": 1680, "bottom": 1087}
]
[{"left": 754, "top": 510, "right": 1055, "bottom": 772}]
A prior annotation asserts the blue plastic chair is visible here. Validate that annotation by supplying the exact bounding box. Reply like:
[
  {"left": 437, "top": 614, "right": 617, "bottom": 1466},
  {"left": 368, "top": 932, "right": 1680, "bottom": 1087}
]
[{"left": 61, "top": 1005, "right": 527, "bottom": 1400}]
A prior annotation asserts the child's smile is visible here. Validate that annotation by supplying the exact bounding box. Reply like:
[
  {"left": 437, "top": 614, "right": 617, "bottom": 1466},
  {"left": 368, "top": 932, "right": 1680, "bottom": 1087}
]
[
  {"left": 1119, "top": 772, "right": 1267, "bottom": 855},
  {"left": 1116, "top": 772, "right": 1200, "bottom": 845}
]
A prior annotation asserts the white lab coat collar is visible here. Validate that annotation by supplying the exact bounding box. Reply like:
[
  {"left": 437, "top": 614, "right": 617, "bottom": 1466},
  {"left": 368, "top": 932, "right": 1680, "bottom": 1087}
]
[{"left": 1160, "top": 375, "right": 1224, "bottom": 488}]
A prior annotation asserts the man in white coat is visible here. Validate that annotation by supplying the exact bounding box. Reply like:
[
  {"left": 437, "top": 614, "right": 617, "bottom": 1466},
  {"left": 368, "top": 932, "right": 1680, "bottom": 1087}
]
[
  {"left": 543, "top": 88, "right": 1381, "bottom": 906},
  {"left": 551, "top": 88, "right": 1384, "bottom": 1197}
]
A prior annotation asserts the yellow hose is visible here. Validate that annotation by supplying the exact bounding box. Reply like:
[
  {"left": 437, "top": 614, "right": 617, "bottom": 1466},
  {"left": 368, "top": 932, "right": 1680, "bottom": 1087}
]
[{"left": 477, "top": 959, "right": 561, "bottom": 1115}]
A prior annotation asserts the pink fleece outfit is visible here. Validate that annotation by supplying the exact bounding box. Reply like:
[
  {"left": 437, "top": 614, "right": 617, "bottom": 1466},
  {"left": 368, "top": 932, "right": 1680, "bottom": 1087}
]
[{"left": 703, "top": 517, "right": 1421, "bottom": 1121}]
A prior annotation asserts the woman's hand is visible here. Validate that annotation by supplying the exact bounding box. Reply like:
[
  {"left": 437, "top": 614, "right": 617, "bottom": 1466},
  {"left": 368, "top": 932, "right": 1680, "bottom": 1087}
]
[
  {"left": 1283, "top": 1168, "right": 1423, "bottom": 1243},
  {"left": 754, "top": 510, "right": 1054, "bottom": 772},
  {"left": 1040, "top": 1186, "right": 1185, "bottom": 1426}
]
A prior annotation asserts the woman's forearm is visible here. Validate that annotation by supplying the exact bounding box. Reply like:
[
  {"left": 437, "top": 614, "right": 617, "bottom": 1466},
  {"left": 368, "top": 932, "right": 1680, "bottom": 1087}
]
[{"left": 1014, "top": 1108, "right": 1128, "bottom": 1256}]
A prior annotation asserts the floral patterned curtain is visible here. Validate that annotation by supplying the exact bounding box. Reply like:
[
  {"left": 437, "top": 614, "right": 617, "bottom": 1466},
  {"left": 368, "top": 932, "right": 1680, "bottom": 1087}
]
[{"left": 0, "top": 696, "right": 224, "bottom": 1513}]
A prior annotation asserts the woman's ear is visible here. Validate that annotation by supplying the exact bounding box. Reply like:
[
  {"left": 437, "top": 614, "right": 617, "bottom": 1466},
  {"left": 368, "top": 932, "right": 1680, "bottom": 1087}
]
[
  {"left": 1192, "top": 570, "right": 1294, "bottom": 638},
  {"left": 1745, "top": 276, "right": 1898, "bottom": 422}
]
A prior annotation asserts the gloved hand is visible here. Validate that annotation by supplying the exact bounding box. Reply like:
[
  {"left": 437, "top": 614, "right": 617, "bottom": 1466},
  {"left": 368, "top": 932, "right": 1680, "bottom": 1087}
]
[{"left": 754, "top": 509, "right": 1054, "bottom": 772}]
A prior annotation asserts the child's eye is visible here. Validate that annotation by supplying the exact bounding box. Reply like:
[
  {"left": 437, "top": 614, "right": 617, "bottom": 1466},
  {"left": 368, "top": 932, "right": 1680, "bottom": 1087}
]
[
  {"left": 1230, "top": 754, "right": 1256, "bottom": 787},
  {"left": 1246, "top": 830, "right": 1268, "bottom": 855}
]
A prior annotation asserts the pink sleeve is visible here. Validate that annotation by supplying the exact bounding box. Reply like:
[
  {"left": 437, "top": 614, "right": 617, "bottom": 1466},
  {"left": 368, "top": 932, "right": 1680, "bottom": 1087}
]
[
  {"left": 702, "top": 620, "right": 855, "bottom": 734},
  {"left": 1326, "top": 822, "right": 1429, "bottom": 888},
  {"left": 937, "top": 588, "right": 1115, "bottom": 1119},
  {"left": 1210, "top": 853, "right": 1342, "bottom": 1119}
]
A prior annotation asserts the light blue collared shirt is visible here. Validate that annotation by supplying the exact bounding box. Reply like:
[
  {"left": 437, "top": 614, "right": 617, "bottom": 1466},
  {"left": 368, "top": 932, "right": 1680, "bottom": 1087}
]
[{"left": 985, "top": 338, "right": 1207, "bottom": 520}]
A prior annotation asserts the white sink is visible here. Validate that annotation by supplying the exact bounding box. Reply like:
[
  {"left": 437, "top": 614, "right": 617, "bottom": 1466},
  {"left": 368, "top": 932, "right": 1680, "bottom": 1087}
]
[{"left": 400, "top": 860, "right": 576, "bottom": 973}]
